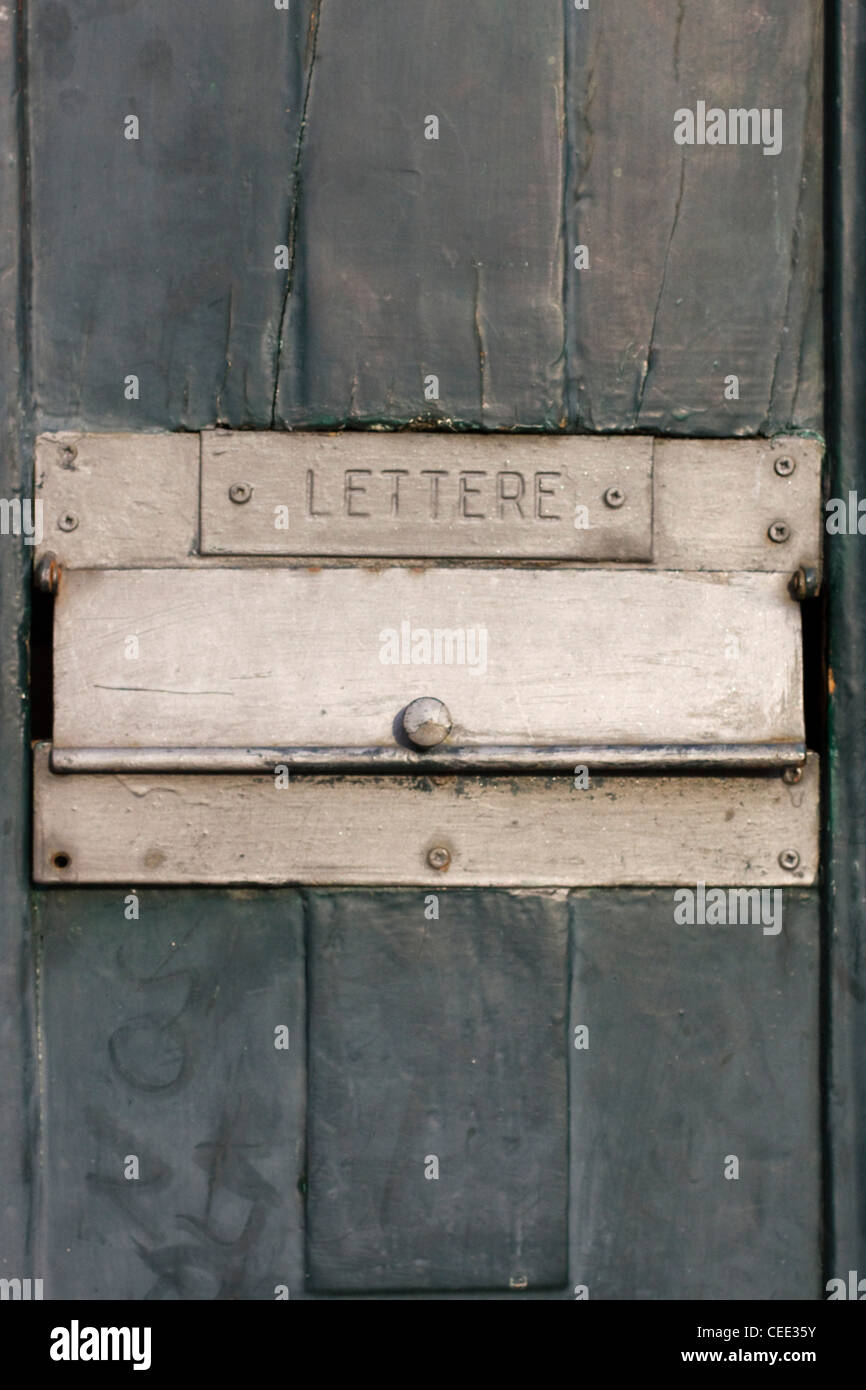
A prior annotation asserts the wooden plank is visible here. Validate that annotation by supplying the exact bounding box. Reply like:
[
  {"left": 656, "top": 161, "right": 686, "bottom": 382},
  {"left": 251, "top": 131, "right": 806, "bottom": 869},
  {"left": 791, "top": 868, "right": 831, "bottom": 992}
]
[
  {"left": 568, "top": 890, "right": 821, "bottom": 1298},
  {"left": 51, "top": 568, "right": 805, "bottom": 755},
  {"left": 28, "top": 0, "right": 308, "bottom": 430},
  {"left": 33, "top": 746, "right": 820, "bottom": 887},
  {"left": 565, "top": 0, "right": 823, "bottom": 434},
  {"left": 36, "top": 890, "right": 306, "bottom": 1299},
  {"left": 200, "top": 432, "right": 653, "bottom": 560},
  {"left": 306, "top": 893, "right": 567, "bottom": 1292},
  {"left": 0, "top": 0, "right": 36, "bottom": 1286},
  {"left": 275, "top": 0, "right": 565, "bottom": 427}
]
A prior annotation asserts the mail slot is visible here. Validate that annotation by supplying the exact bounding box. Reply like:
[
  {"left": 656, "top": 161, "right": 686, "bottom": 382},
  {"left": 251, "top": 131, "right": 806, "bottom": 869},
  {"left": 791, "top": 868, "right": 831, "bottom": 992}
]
[{"left": 32, "top": 430, "right": 822, "bottom": 886}]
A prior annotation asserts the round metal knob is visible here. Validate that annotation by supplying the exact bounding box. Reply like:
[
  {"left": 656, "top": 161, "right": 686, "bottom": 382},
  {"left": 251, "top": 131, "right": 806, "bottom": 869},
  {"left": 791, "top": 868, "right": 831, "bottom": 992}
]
[{"left": 402, "top": 697, "right": 452, "bottom": 748}]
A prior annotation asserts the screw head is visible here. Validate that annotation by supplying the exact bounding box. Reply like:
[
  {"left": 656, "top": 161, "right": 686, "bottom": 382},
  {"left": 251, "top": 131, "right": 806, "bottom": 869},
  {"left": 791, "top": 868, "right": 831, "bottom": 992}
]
[
  {"left": 779, "top": 849, "right": 801, "bottom": 872},
  {"left": 60, "top": 445, "right": 78, "bottom": 469},
  {"left": 603, "top": 486, "right": 626, "bottom": 509},
  {"left": 57, "top": 512, "right": 78, "bottom": 532},
  {"left": 789, "top": 566, "right": 820, "bottom": 601},
  {"left": 768, "top": 521, "right": 790, "bottom": 544},
  {"left": 34, "top": 552, "right": 61, "bottom": 593},
  {"left": 228, "top": 483, "right": 253, "bottom": 505},
  {"left": 782, "top": 766, "right": 804, "bottom": 785},
  {"left": 774, "top": 456, "right": 796, "bottom": 477},
  {"left": 427, "top": 846, "right": 451, "bottom": 871},
  {"left": 402, "top": 697, "right": 452, "bottom": 748}
]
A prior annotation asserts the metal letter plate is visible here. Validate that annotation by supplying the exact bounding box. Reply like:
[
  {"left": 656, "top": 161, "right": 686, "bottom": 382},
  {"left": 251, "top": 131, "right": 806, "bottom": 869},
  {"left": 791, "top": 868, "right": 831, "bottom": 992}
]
[
  {"left": 199, "top": 432, "right": 654, "bottom": 560},
  {"left": 51, "top": 567, "right": 804, "bottom": 770},
  {"left": 33, "top": 745, "right": 819, "bottom": 887}
]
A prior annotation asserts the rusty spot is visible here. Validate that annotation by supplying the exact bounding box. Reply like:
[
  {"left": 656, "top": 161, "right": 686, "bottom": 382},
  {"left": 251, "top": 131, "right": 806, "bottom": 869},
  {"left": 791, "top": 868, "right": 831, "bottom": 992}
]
[
  {"left": 144, "top": 848, "right": 166, "bottom": 870},
  {"left": 828, "top": 667, "right": 836, "bottom": 695}
]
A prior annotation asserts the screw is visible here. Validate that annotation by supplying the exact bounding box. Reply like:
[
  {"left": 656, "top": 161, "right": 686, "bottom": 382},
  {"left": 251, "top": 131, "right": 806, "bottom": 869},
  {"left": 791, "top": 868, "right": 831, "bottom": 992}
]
[
  {"left": 60, "top": 444, "right": 78, "bottom": 469},
  {"left": 789, "top": 566, "right": 820, "bottom": 601},
  {"left": 768, "top": 521, "right": 790, "bottom": 544},
  {"left": 603, "top": 486, "right": 626, "bottom": 509},
  {"left": 402, "top": 696, "right": 452, "bottom": 748},
  {"left": 228, "top": 483, "right": 253, "bottom": 505},
  {"left": 778, "top": 849, "right": 801, "bottom": 872},
  {"left": 782, "top": 767, "right": 803, "bottom": 785},
  {"left": 57, "top": 512, "right": 78, "bottom": 532},
  {"left": 427, "top": 846, "right": 451, "bottom": 871},
  {"left": 34, "top": 552, "right": 61, "bottom": 593},
  {"left": 774, "top": 456, "right": 796, "bottom": 477}
]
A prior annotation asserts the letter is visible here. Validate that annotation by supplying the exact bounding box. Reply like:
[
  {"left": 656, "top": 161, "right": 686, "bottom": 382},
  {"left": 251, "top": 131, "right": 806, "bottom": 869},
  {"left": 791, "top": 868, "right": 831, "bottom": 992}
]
[
  {"left": 124, "top": 892, "right": 139, "bottom": 921},
  {"left": 858, "top": 496, "right": 866, "bottom": 535},
  {"left": 274, "top": 1025, "right": 290, "bottom": 1050},
  {"left": 79, "top": 1327, "right": 100, "bottom": 1361},
  {"left": 697, "top": 880, "right": 706, "bottom": 922},
  {"left": 306, "top": 468, "right": 332, "bottom": 517},
  {"left": 379, "top": 628, "right": 399, "bottom": 665},
  {"left": 762, "top": 108, "right": 783, "bottom": 157},
  {"left": 535, "top": 471, "right": 562, "bottom": 520},
  {"left": 728, "top": 887, "right": 760, "bottom": 925},
  {"left": 424, "top": 1154, "right": 439, "bottom": 1179},
  {"left": 573, "top": 764, "right": 589, "bottom": 789},
  {"left": 275, "top": 0, "right": 290, "bottom": 9},
  {"left": 124, "top": 373, "right": 140, "bottom": 400},
  {"left": 724, "top": 374, "right": 740, "bottom": 400},
  {"left": 124, "top": 114, "right": 139, "bottom": 141},
  {"left": 573, "top": 1024, "right": 589, "bottom": 1050},
  {"left": 412, "top": 627, "right": 432, "bottom": 664},
  {"left": 825, "top": 497, "right": 845, "bottom": 534},
  {"left": 574, "top": 0, "right": 589, "bottom": 9},
  {"left": 705, "top": 888, "right": 727, "bottom": 924},
  {"left": 825, "top": 1277, "right": 845, "bottom": 1299},
  {"left": 459, "top": 471, "right": 486, "bottom": 519},
  {"left": 466, "top": 627, "right": 487, "bottom": 677},
  {"left": 274, "top": 244, "right": 289, "bottom": 269},
  {"left": 724, "top": 1154, "right": 740, "bottom": 1180},
  {"left": 573, "top": 503, "right": 590, "bottom": 530},
  {"left": 274, "top": 763, "right": 290, "bottom": 788},
  {"left": 421, "top": 469, "right": 448, "bottom": 519},
  {"left": 729, "top": 108, "right": 761, "bottom": 146},
  {"left": 424, "top": 115, "right": 439, "bottom": 141},
  {"left": 124, "top": 634, "right": 139, "bottom": 660},
  {"left": 0, "top": 497, "right": 21, "bottom": 534},
  {"left": 761, "top": 888, "right": 783, "bottom": 936},
  {"left": 381, "top": 469, "right": 409, "bottom": 516},
  {"left": 424, "top": 894, "right": 439, "bottom": 920},
  {"left": 674, "top": 108, "right": 695, "bottom": 146},
  {"left": 432, "top": 629, "right": 464, "bottom": 666},
  {"left": 497, "top": 470, "right": 526, "bottom": 518},
  {"left": 274, "top": 504, "right": 290, "bottom": 530},
  {"left": 573, "top": 1284, "right": 589, "bottom": 1299},
  {"left": 274, "top": 1285, "right": 290, "bottom": 1299},
  {"left": 344, "top": 469, "right": 371, "bottom": 517},
  {"left": 696, "top": 99, "right": 706, "bottom": 144},
  {"left": 50, "top": 1327, "right": 70, "bottom": 1361},
  {"left": 424, "top": 374, "right": 439, "bottom": 400},
  {"left": 705, "top": 107, "right": 727, "bottom": 145},
  {"left": 100, "top": 1328, "right": 131, "bottom": 1362},
  {"left": 21, "top": 498, "right": 43, "bottom": 544},
  {"left": 124, "top": 1154, "right": 139, "bottom": 1180},
  {"left": 0, "top": 1277, "right": 22, "bottom": 1299},
  {"left": 573, "top": 244, "right": 589, "bottom": 269},
  {"left": 673, "top": 888, "right": 694, "bottom": 925},
  {"left": 132, "top": 1328, "right": 151, "bottom": 1371}
]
